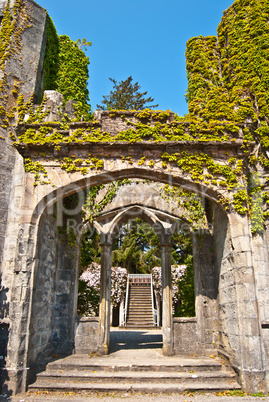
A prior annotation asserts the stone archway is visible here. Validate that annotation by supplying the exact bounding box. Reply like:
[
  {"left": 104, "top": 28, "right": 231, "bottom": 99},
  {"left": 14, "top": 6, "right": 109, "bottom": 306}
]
[
  {"left": 2, "top": 165, "right": 267, "bottom": 393},
  {"left": 93, "top": 205, "right": 176, "bottom": 356}
]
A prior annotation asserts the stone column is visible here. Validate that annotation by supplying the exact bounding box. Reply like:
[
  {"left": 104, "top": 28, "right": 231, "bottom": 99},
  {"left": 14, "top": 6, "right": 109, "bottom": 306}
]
[
  {"left": 192, "top": 231, "right": 217, "bottom": 355},
  {"left": 161, "top": 242, "right": 174, "bottom": 355},
  {"left": 225, "top": 212, "right": 267, "bottom": 392},
  {"left": 98, "top": 241, "right": 112, "bottom": 355}
]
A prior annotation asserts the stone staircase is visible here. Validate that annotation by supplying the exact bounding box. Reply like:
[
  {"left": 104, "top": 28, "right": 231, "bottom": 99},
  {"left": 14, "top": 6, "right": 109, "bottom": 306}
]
[
  {"left": 29, "top": 353, "right": 241, "bottom": 393},
  {"left": 125, "top": 283, "right": 155, "bottom": 328}
]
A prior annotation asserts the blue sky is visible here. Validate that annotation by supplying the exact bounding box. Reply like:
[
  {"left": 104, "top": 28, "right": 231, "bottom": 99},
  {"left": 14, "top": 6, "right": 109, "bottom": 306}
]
[{"left": 36, "top": 0, "right": 234, "bottom": 115}]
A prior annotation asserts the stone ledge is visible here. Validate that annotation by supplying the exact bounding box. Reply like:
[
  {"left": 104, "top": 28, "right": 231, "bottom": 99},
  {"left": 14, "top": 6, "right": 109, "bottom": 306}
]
[
  {"left": 76, "top": 316, "right": 99, "bottom": 323},
  {"left": 15, "top": 139, "right": 247, "bottom": 159},
  {"left": 173, "top": 317, "right": 197, "bottom": 323}
]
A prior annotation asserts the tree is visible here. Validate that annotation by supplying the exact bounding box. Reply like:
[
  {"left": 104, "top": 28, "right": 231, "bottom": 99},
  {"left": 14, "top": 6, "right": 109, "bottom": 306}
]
[
  {"left": 112, "top": 219, "right": 161, "bottom": 273},
  {"left": 97, "top": 76, "right": 159, "bottom": 110}
]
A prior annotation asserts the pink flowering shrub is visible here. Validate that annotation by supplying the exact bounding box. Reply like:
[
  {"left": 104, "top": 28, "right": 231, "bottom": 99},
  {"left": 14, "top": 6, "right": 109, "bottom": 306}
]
[
  {"left": 152, "top": 265, "right": 186, "bottom": 305},
  {"left": 78, "top": 263, "right": 127, "bottom": 316}
]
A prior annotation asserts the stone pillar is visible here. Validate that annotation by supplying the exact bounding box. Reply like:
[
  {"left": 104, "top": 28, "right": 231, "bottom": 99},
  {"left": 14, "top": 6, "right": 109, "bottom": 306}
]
[
  {"left": 161, "top": 242, "right": 174, "bottom": 356},
  {"left": 192, "top": 231, "right": 218, "bottom": 355},
  {"left": 98, "top": 241, "right": 112, "bottom": 355},
  {"left": 225, "top": 213, "right": 267, "bottom": 392}
]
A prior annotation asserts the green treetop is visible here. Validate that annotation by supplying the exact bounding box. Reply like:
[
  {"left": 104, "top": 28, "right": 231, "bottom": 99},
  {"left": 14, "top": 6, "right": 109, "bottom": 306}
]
[{"left": 97, "top": 76, "right": 159, "bottom": 110}]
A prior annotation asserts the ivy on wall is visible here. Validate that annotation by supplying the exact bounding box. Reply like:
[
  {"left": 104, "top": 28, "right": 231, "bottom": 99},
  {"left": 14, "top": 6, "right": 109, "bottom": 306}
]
[
  {"left": 1, "top": 0, "right": 269, "bottom": 235},
  {"left": 55, "top": 35, "right": 92, "bottom": 121},
  {"left": 183, "top": 0, "right": 269, "bottom": 234},
  {"left": 42, "top": 14, "right": 59, "bottom": 92},
  {"left": 0, "top": 0, "right": 32, "bottom": 128}
]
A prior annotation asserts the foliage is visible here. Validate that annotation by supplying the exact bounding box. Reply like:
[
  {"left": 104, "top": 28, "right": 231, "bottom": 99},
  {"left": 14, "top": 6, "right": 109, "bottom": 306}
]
[
  {"left": 77, "top": 262, "right": 127, "bottom": 315},
  {"left": 97, "top": 76, "right": 159, "bottom": 110},
  {"left": 55, "top": 35, "right": 92, "bottom": 120},
  {"left": 0, "top": 0, "right": 31, "bottom": 128},
  {"left": 112, "top": 219, "right": 161, "bottom": 274},
  {"left": 184, "top": 0, "right": 269, "bottom": 233},
  {"left": 79, "top": 229, "right": 101, "bottom": 273},
  {"left": 43, "top": 14, "right": 59, "bottom": 92},
  {"left": 3, "top": 0, "right": 269, "bottom": 234},
  {"left": 82, "top": 180, "right": 131, "bottom": 222},
  {"left": 174, "top": 255, "right": 195, "bottom": 317},
  {"left": 77, "top": 262, "right": 101, "bottom": 316},
  {"left": 152, "top": 258, "right": 195, "bottom": 317},
  {"left": 152, "top": 265, "right": 186, "bottom": 306}
]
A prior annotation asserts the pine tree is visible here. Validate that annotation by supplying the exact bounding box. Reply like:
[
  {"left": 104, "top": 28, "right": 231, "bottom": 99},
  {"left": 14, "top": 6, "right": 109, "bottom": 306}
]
[{"left": 97, "top": 76, "right": 158, "bottom": 110}]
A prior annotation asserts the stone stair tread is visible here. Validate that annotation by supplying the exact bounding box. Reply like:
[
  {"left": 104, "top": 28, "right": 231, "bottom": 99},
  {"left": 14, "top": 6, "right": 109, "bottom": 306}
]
[
  {"left": 37, "top": 369, "right": 237, "bottom": 380},
  {"left": 29, "top": 381, "right": 241, "bottom": 392},
  {"left": 126, "top": 322, "right": 154, "bottom": 325},
  {"left": 47, "top": 358, "right": 223, "bottom": 372},
  {"left": 126, "top": 283, "right": 155, "bottom": 326}
]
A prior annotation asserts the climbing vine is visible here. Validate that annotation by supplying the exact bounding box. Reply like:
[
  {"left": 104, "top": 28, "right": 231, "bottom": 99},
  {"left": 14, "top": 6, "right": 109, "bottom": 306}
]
[
  {"left": 1, "top": 0, "right": 269, "bottom": 235},
  {"left": 0, "top": 0, "right": 32, "bottom": 128},
  {"left": 42, "top": 14, "right": 59, "bottom": 92},
  {"left": 54, "top": 35, "right": 92, "bottom": 121},
  {"left": 82, "top": 180, "right": 132, "bottom": 222}
]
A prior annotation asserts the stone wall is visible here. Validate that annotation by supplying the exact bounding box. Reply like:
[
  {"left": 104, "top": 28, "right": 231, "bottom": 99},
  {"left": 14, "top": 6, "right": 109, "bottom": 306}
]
[
  {"left": 3, "top": 0, "right": 47, "bottom": 106},
  {"left": 93, "top": 110, "right": 175, "bottom": 137},
  {"left": 0, "top": 3, "right": 47, "bottom": 387},
  {"left": 173, "top": 317, "right": 198, "bottom": 355},
  {"left": 26, "top": 203, "right": 81, "bottom": 383},
  {"left": 27, "top": 210, "right": 58, "bottom": 377}
]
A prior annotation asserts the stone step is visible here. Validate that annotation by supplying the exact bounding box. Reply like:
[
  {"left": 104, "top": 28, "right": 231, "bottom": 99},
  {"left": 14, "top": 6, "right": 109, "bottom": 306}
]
[
  {"left": 130, "top": 288, "right": 151, "bottom": 291},
  {"left": 126, "top": 319, "right": 154, "bottom": 323},
  {"left": 126, "top": 320, "right": 154, "bottom": 323},
  {"left": 130, "top": 288, "right": 151, "bottom": 292},
  {"left": 127, "top": 318, "right": 153, "bottom": 322},
  {"left": 128, "top": 312, "right": 153, "bottom": 316},
  {"left": 45, "top": 357, "right": 224, "bottom": 373},
  {"left": 127, "top": 313, "right": 153, "bottom": 317},
  {"left": 34, "top": 369, "right": 238, "bottom": 384},
  {"left": 29, "top": 380, "right": 240, "bottom": 393},
  {"left": 127, "top": 318, "right": 153, "bottom": 321},
  {"left": 130, "top": 290, "right": 151, "bottom": 293},
  {"left": 126, "top": 322, "right": 154, "bottom": 326},
  {"left": 128, "top": 306, "right": 152, "bottom": 309},
  {"left": 29, "top": 353, "right": 241, "bottom": 394},
  {"left": 130, "top": 295, "right": 151, "bottom": 303},
  {"left": 129, "top": 304, "right": 152, "bottom": 308}
]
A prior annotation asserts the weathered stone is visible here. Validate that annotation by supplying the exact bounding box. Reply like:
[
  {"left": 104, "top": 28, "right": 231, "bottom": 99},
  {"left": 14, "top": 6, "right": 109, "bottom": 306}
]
[{"left": 0, "top": 0, "right": 268, "bottom": 396}]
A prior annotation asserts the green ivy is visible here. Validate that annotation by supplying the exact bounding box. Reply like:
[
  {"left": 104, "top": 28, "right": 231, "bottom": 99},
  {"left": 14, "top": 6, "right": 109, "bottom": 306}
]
[{"left": 43, "top": 14, "right": 59, "bottom": 92}]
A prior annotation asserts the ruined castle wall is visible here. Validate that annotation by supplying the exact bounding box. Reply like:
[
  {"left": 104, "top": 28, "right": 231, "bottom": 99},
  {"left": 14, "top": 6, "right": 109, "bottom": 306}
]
[
  {"left": 0, "top": 0, "right": 47, "bottom": 279},
  {"left": 3, "top": 0, "right": 47, "bottom": 105},
  {"left": 0, "top": 1, "right": 47, "bottom": 392},
  {"left": 27, "top": 204, "right": 80, "bottom": 381},
  {"left": 27, "top": 209, "right": 58, "bottom": 373}
]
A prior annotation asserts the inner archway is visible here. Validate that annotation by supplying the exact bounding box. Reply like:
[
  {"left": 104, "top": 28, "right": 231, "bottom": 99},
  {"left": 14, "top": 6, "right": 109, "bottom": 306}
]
[{"left": 25, "top": 173, "right": 232, "bottom": 384}]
